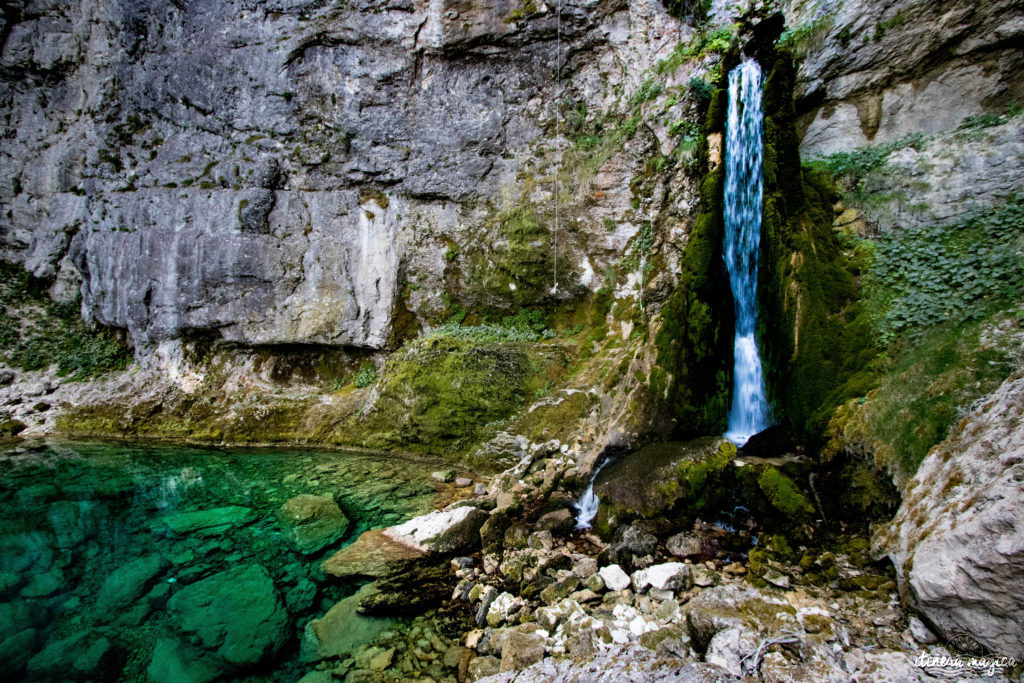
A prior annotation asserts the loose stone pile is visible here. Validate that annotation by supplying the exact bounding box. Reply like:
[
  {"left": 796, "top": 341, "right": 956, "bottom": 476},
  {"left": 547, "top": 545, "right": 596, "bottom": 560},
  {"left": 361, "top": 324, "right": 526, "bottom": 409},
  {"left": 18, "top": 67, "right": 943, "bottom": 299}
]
[{"left": 306, "top": 445, "right": 999, "bottom": 682}]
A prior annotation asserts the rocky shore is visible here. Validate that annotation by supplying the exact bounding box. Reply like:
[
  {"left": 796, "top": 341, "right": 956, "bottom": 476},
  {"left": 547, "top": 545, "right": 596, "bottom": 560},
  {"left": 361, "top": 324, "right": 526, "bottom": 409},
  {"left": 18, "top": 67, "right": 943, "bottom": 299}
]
[{"left": 299, "top": 440, "right": 1018, "bottom": 682}]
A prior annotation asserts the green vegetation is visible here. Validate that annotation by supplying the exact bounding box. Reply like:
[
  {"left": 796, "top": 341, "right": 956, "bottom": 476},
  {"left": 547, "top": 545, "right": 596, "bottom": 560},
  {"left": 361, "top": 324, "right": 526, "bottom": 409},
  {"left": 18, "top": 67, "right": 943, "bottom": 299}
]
[
  {"left": 757, "top": 467, "right": 815, "bottom": 519},
  {"left": 425, "top": 308, "right": 558, "bottom": 343},
  {"left": 825, "top": 196, "right": 1024, "bottom": 475},
  {"left": 873, "top": 10, "right": 909, "bottom": 41},
  {"left": 807, "top": 133, "right": 925, "bottom": 200},
  {"left": 955, "top": 103, "right": 1023, "bottom": 132},
  {"left": 865, "top": 196, "right": 1024, "bottom": 344},
  {"left": 859, "top": 314, "right": 1020, "bottom": 474},
  {"left": 0, "top": 262, "right": 132, "bottom": 380},
  {"left": 654, "top": 85, "right": 733, "bottom": 433},
  {"left": 776, "top": 11, "right": 836, "bottom": 57},
  {"left": 353, "top": 363, "right": 377, "bottom": 388},
  {"left": 656, "top": 25, "right": 736, "bottom": 76}
]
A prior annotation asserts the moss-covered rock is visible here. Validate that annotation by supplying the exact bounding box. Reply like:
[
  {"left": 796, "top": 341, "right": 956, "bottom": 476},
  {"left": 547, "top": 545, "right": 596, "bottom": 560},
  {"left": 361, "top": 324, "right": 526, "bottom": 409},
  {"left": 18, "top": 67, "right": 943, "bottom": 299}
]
[
  {"left": 756, "top": 467, "right": 814, "bottom": 520},
  {"left": 352, "top": 335, "right": 552, "bottom": 455},
  {"left": 593, "top": 437, "right": 737, "bottom": 538},
  {"left": 653, "top": 87, "right": 734, "bottom": 437},
  {"left": 756, "top": 50, "right": 878, "bottom": 443}
]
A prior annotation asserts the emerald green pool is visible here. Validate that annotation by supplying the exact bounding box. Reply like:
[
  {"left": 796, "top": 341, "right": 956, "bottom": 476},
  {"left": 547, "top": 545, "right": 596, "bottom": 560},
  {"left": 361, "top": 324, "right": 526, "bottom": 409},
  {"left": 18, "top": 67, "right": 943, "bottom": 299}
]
[{"left": 0, "top": 440, "right": 451, "bottom": 681}]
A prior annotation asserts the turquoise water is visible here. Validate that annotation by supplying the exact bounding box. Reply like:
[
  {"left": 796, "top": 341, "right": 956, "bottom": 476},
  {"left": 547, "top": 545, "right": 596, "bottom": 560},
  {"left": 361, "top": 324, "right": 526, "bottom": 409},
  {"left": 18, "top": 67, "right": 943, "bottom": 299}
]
[{"left": 0, "top": 440, "right": 451, "bottom": 681}]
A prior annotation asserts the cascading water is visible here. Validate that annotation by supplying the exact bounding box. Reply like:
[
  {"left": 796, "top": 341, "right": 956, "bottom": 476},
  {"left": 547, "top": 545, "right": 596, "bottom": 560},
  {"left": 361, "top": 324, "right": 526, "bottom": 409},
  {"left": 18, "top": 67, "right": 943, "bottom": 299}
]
[
  {"left": 574, "top": 459, "right": 609, "bottom": 530},
  {"left": 723, "top": 59, "right": 772, "bottom": 447}
]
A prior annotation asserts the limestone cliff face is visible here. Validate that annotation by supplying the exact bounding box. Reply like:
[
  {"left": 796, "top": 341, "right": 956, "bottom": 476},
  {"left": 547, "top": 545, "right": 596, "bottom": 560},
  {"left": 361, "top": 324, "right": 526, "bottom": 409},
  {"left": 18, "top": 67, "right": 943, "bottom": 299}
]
[
  {"left": 784, "top": 0, "right": 1024, "bottom": 156},
  {"left": 0, "top": 0, "right": 683, "bottom": 350}
]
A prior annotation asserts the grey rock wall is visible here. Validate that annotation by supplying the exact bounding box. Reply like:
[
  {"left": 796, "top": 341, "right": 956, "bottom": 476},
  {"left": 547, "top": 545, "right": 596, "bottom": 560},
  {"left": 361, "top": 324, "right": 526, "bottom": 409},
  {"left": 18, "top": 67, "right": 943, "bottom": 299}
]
[
  {"left": 1, "top": 0, "right": 679, "bottom": 349},
  {"left": 783, "top": 0, "right": 1024, "bottom": 156}
]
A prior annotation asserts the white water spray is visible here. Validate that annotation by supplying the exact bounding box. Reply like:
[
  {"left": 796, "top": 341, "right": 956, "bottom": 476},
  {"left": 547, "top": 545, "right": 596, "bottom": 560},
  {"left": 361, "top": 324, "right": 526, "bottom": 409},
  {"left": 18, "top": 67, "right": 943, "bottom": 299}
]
[
  {"left": 573, "top": 459, "right": 609, "bottom": 530},
  {"left": 723, "top": 59, "right": 772, "bottom": 447}
]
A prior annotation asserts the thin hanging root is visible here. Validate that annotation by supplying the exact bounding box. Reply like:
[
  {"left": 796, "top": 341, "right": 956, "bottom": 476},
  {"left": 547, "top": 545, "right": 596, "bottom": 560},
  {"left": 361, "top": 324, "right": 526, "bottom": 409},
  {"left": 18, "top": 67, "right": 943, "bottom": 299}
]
[{"left": 739, "top": 630, "right": 803, "bottom": 675}]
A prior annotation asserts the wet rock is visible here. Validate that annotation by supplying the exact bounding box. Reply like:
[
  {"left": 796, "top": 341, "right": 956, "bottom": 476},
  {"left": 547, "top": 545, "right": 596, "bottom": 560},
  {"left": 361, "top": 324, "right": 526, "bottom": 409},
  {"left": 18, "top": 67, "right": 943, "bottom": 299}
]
[
  {"left": 432, "top": 470, "right": 455, "bottom": 483},
  {"left": 609, "top": 524, "right": 657, "bottom": 565},
  {"left": 383, "top": 506, "right": 488, "bottom": 554},
  {"left": 153, "top": 506, "right": 256, "bottom": 536},
  {"left": 358, "top": 558, "right": 453, "bottom": 616},
  {"left": 27, "top": 631, "right": 125, "bottom": 681},
  {"left": 167, "top": 564, "right": 288, "bottom": 669},
  {"left": 599, "top": 564, "right": 631, "bottom": 592},
  {"left": 95, "top": 553, "right": 166, "bottom": 616},
  {"left": 535, "top": 509, "right": 574, "bottom": 535},
  {"left": 322, "top": 528, "right": 424, "bottom": 579},
  {"left": 277, "top": 494, "right": 350, "bottom": 555},
  {"left": 595, "top": 438, "right": 736, "bottom": 527}
]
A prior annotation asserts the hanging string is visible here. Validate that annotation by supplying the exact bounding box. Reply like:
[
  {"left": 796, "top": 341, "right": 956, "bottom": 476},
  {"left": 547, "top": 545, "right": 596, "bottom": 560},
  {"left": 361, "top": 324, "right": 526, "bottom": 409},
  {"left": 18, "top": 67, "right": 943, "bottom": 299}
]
[{"left": 552, "top": 0, "right": 561, "bottom": 296}]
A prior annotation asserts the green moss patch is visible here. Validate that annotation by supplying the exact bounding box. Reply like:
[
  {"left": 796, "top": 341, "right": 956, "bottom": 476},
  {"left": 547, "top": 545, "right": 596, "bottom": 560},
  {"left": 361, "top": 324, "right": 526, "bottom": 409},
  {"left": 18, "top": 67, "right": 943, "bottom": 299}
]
[
  {"left": 756, "top": 467, "right": 814, "bottom": 520},
  {"left": 349, "top": 335, "right": 560, "bottom": 457},
  {"left": 0, "top": 262, "right": 132, "bottom": 380}
]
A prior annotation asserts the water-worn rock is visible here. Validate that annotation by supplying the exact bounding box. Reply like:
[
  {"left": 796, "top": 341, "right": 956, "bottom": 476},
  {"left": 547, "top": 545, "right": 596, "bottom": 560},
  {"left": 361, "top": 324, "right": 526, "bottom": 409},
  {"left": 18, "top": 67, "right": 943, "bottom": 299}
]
[
  {"left": 302, "top": 583, "right": 394, "bottom": 662},
  {"left": 877, "top": 373, "right": 1024, "bottom": 658},
  {"left": 277, "top": 494, "right": 350, "bottom": 554},
  {"left": 535, "top": 509, "right": 574, "bottom": 535},
  {"left": 384, "top": 507, "right": 488, "bottom": 554},
  {"left": 27, "top": 630, "right": 124, "bottom": 681},
  {"left": 94, "top": 553, "right": 166, "bottom": 616},
  {"left": 153, "top": 506, "right": 256, "bottom": 536},
  {"left": 322, "top": 528, "right": 424, "bottom": 578},
  {"left": 167, "top": 564, "right": 288, "bottom": 669}
]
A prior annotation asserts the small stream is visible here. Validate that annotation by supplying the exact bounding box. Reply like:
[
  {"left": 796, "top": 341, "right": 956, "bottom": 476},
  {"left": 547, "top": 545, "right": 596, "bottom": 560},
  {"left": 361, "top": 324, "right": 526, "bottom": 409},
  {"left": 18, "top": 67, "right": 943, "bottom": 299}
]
[{"left": 0, "top": 440, "right": 455, "bottom": 681}]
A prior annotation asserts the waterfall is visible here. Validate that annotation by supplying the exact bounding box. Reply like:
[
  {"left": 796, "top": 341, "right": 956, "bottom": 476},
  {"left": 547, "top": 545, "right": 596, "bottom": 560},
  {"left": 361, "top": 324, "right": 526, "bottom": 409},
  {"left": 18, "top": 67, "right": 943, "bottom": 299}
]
[
  {"left": 723, "top": 59, "right": 772, "bottom": 447},
  {"left": 573, "top": 459, "right": 609, "bottom": 530}
]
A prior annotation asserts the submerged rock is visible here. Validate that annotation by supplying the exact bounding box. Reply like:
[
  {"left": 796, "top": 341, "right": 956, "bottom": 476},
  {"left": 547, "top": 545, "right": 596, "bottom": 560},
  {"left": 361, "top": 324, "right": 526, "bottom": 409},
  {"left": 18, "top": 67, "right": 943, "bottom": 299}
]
[
  {"left": 152, "top": 506, "right": 256, "bottom": 536},
  {"left": 95, "top": 553, "right": 166, "bottom": 617},
  {"left": 302, "top": 583, "right": 394, "bottom": 662},
  {"left": 167, "top": 564, "right": 288, "bottom": 670},
  {"left": 27, "top": 630, "right": 125, "bottom": 681},
  {"left": 277, "top": 494, "right": 350, "bottom": 555}
]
